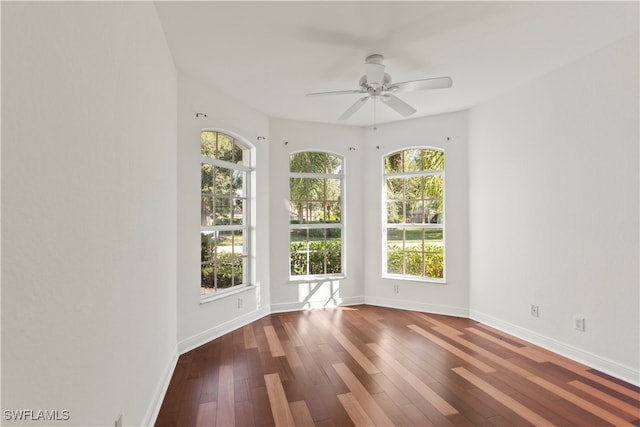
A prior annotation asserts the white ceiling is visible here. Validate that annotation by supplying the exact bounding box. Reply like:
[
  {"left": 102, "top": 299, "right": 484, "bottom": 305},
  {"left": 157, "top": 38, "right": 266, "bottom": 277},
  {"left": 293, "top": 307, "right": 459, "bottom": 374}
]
[{"left": 155, "top": 1, "right": 639, "bottom": 127}]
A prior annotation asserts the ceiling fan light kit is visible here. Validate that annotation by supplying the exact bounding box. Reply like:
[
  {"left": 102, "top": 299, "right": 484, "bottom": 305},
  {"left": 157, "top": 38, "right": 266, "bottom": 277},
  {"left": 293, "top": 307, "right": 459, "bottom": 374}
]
[{"left": 306, "top": 54, "right": 453, "bottom": 126}]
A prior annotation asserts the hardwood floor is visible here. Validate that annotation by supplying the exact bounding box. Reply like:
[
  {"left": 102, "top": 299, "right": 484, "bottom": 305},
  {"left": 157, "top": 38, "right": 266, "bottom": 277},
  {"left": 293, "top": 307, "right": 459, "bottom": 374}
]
[{"left": 155, "top": 305, "right": 640, "bottom": 426}]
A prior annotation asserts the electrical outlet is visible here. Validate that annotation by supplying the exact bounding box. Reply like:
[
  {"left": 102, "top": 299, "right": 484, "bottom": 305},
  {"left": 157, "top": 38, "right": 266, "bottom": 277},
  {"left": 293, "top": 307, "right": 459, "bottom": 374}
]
[
  {"left": 530, "top": 305, "right": 539, "bottom": 318},
  {"left": 238, "top": 297, "right": 243, "bottom": 309},
  {"left": 393, "top": 284, "right": 400, "bottom": 294},
  {"left": 574, "top": 317, "right": 585, "bottom": 332},
  {"left": 115, "top": 414, "right": 122, "bottom": 427}
]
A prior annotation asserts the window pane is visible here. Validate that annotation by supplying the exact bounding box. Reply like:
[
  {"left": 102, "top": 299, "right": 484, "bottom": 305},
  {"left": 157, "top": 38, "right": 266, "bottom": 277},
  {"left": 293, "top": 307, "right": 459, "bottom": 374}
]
[
  {"left": 408, "top": 200, "right": 425, "bottom": 224},
  {"left": 214, "top": 167, "right": 231, "bottom": 196},
  {"left": 405, "top": 247, "right": 425, "bottom": 276},
  {"left": 406, "top": 176, "right": 424, "bottom": 200},
  {"left": 326, "top": 240, "right": 342, "bottom": 274},
  {"left": 308, "top": 152, "right": 328, "bottom": 173},
  {"left": 305, "top": 178, "right": 323, "bottom": 201},
  {"left": 387, "top": 201, "right": 403, "bottom": 224},
  {"left": 384, "top": 149, "right": 444, "bottom": 173},
  {"left": 201, "top": 131, "right": 216, "bottom": 158},
  {"left": 232, "top": 143, "right": 244, "bottom": 164},
  {"left": 217, "top": 133, "right": 234, "bottom": 161},
  {"left": 425, "top": 175, "right": 444, "bottom": 223},
  {"left": 327, "top": 227, "right": 341, "bottom": 241},
  {"left": 404, "top": 149, "right": 422, "bottom": 172},
  {"left": 309, "top": 250, "right": 325, "bottom": 275},
  {"left": 214, "top": 197, "right": 231, "bottom": 225},
  {"left": 201, "top": 164, "right": 213, "bottom": 192},
  {"left": 290, "top": 229, "right": 308, "bottom": 275},
  {"left": 289, "top": 152, "right": 308, "bottom": 173},
  {"left": 290, "top": 177, "right": 306, "bottom": 201},
  {"left": 201, "top": 195, "right": 213, "bottom": 226},
  {"left": 215, "top": 257, "right": 233, "bottom": 289},
  {"left": 404, "top": 228, "right": 424, "bottom": 251},
  {"left": 326, "top": 201, "right": 341, "bottom": 223},
  {"left": 308, "top": 227, "right": 325, "bottom": 244},
  {"left": 289, "top": 152, "right": 342, "bottom": 174},
  {"left": 326, "top": 178, "right": 341, "bottom": 200},
  {"left": 232, "top": 170, "right": 244, "bottom": 196},
  {"left": 386, "top": 248, "right": 404, "bottom": 275},
  {"left": 386, "top": 177, "right": 404, "bottom": 199},
  {"left": 289, "top": 202, "right": 301, "bottom": 224},
  {"left": 290, "top": 228, "right": 309, "bottom": 249},
  {"left": 201, "top": 262, "right": 215, "bottom": 289},
  {"left": 201, "top": 232, "right": 216, "bottom": 263},
  {"left": 386, "top": 228, "right": 403, "bottom": 245},
  {"left": 309, "top": 152, "right": 341, "bottom": 173},
  {"left": 232, "top": 199, "right": 244, "bottom": 225},
  {"left": 422, "top": 149, "right": 444, "bottom": 170},
  {"left": 385, "top": 152, "right": 403, "bottom": 173},
  {"left": 425, "top": 239, "right": 444, "bottom": 279}
]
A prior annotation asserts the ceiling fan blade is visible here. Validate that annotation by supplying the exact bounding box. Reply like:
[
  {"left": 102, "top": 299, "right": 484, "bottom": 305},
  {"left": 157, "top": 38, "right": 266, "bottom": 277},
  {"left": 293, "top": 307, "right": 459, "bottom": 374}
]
[
  {"left": 380, "top": 94, "right": 416, "bottom": 117},
  {"left": 306, "top": 89, "right": 365, "bottom": 97},
  {"left": 338, "top": 96, "right": 369, "bottom": 120},
  {"left": 389, "top": 76, "right": 453, "bottom": 93}
]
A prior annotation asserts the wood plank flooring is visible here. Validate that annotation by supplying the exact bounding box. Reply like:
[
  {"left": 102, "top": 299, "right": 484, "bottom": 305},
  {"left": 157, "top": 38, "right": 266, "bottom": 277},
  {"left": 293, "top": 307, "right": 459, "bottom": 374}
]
[{"left": 155, "top": 305, "right": 640, "bottom": 426}]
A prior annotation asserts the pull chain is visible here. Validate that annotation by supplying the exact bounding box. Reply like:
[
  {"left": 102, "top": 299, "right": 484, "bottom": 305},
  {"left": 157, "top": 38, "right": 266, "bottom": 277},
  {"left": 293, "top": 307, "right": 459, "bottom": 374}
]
[{"left": 373, "top": 96, "right": 377, "bottom": 130}]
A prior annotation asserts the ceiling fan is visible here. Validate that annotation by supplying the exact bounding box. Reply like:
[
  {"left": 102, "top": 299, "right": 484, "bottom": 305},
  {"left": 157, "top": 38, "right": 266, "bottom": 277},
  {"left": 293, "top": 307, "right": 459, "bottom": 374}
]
[{"left": 306, "top": 54, "right": 452, "bottom": 122}]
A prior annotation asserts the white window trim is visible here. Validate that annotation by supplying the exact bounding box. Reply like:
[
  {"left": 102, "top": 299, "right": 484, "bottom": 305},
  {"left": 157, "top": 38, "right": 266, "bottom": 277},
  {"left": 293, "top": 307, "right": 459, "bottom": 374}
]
[
  {"left": 200, "top": 130, "right": 255, "bottom": 301},
  {"left": 288, "top": 151, "right": 345, "bottom": 279},
  {"left": 382, "top": 148, "right": 446, "bottom": 283}
]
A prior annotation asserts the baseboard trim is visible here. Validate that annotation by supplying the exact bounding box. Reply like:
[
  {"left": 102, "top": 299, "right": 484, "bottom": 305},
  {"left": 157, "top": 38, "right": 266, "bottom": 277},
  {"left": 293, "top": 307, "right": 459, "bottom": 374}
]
[
  {"left": 143, "top": 350, "right": 178, "bottom": 426},
  {"left": 270, "top": 296, "right": 365, "bottom": 313},
  {"left": 178, "top": 306, "right": 271, "bottom": 355},
  {"left": 364, "top": 296, "right": 469, "bottom": 318},
  {"left": 470, "top": 309, "right": 640, "bottom": 386}
]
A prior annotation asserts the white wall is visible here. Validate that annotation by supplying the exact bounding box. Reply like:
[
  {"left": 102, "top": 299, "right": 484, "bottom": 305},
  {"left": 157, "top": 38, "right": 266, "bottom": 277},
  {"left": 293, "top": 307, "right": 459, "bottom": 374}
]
[
  {"left": 469, "top": 34, "right": 639, "bottom": 384},
  {"left": 363, "top": 112, "right": 470, "bottom": 316},
  {"left": 268, "top": 114, "right": 469, "bottom": 316},
  {"left": 2, "top": 3, "right": 178, "bottom": 426},
  {"left": 176, "top": 76, "right": 271, "bottom": 352},
  {"left": 268, "top": 119, "right": 366, "bottom": 311}
]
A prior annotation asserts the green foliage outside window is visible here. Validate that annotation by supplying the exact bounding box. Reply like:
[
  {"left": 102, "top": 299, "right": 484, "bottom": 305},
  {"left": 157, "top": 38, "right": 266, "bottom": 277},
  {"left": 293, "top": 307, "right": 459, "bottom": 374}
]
[
  {"left": 387, "top": 244, "right": 444, "bottom": 279},
  {"left": 290, "top": 240, "right": 342, "bottom": 276}
]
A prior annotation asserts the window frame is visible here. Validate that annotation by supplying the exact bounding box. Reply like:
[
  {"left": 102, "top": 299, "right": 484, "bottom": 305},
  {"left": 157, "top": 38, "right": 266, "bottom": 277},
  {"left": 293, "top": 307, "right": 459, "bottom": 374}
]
[
  {"left": 382, "top": 147, "right": 446, "bottom": 283},
  {"left": 288, "top": 151, "right": 345, "bottom": 280},
  {"left": 200, "top": 130, "right": 254, "bottom": 301}
]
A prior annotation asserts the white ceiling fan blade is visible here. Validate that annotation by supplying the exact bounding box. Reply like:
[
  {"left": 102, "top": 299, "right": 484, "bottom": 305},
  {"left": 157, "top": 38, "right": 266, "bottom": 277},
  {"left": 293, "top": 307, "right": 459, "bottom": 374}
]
[
  {"left": 380, "top": 94, "right": 416, "bottom": 117},
  {"left": 338, "top": 96, "right": 369, "bottom": 120},
  {"left": 389, "top": 76, "right": 453, "bottom": 93},
  {"left": 306, "top": 89, "right": 365, "bottom": 97}
]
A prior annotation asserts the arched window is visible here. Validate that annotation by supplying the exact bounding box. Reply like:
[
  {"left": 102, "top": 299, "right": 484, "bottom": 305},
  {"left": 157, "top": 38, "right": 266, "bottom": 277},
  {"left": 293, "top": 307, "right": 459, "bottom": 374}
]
[
  {"left": 200, "top": 130, "right": 252, "bottom": 297},
  {"left": 289, "top": 151, "right": 344, "bottom": 277},
  {"left": 383, "top": 148, "right": 445, "bottom": 281}
]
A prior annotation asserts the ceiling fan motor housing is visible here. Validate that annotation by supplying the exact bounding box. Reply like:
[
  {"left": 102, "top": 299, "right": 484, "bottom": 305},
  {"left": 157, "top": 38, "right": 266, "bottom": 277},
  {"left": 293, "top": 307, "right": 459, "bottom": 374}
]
[{"left": 359, "top": 73, "right": 392, "bottom": 94}]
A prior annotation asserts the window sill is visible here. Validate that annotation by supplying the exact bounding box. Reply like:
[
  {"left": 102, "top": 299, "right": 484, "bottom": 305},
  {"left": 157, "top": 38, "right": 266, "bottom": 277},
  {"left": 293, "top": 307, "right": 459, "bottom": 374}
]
[
  {"left": 383, "top": 275, "right": 447, "bottom": 285},
  {"left": 287, "top": 274, "right": 346, "bottom": 284},
  {"left": 200, "top": 284, "right": 256, "bottom": 305}
]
